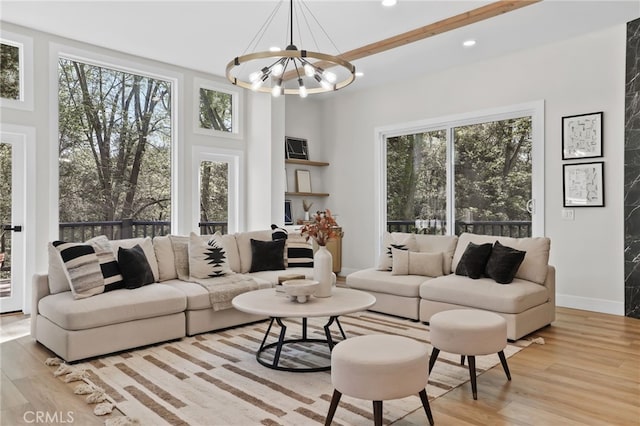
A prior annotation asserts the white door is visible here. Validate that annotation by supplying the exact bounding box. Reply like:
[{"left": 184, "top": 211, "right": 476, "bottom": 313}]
[{"left": 0, "top": 131, "right": 26, "bottom": 313}]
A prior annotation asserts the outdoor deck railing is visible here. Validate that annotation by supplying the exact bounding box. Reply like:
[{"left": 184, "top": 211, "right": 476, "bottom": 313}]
[
  {"left": 387, "top": 220, "right": 532, "bottom": 238},
  {"left": 58, "top": 220, "right": 228, "bottom": 242}
]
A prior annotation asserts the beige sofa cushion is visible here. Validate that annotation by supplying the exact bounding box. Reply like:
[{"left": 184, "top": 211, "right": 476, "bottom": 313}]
[
  {"left": 419, "top": 273, "right": 550, "bottom": 314},
  {"left": 414, "top": 234, "right": 458, "bottom": 274},
  {"left": 38, "top": 283, "right": 186, "bottom": 331},
  {"left": 153, "top": 235, "right": 178, "bottom": 281},
  {"left": 111, "top": 237, "right": 159, "bottom": 282},
  {"left": 391, "top": 249, "right": 444, "bottom": 277},
  {"left": 377, "top": 232, "right": 418, "bottom": 271},
  {"left": 235, "top": 230, "right": 272, "bottom": 273},
  {"left": 452, "top": 233, "right": 550, "bottom": 285},
  {"left": 347, "top": 268, "right": 430, "bottom": 298}
]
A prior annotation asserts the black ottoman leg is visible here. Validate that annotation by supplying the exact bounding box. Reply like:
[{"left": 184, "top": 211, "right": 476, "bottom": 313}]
[
  {"left": 418, "top": 389, "right": 435, "bottom": 425},
  {"left": 428, "top": 348, "right": 440, "bottom": 373},
  {"left": 373, "top": 400, "right": 383, "bottom": 426},
  {"left": 325, "top": 389, "right": 341, "bottom": 426},
  {"left": 468, "top": 355, "right": 478, "bottom": 400},
  {"left": 461, "top": 355, "right": 465, "bottom": 365},
  {"left": 498, "top": 350, "right": 511, "bottom": 380}
]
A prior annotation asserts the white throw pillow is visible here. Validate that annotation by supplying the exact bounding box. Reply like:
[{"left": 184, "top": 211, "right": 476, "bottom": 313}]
[
  {"left": 377, "top": 232, "right": 418, "bottom": 271},
  {"left": 153, "top": 235, "right": 178, "bottom": 281},
  {"left": 188, "top": 232, "right": 233, "bottom": 279}
]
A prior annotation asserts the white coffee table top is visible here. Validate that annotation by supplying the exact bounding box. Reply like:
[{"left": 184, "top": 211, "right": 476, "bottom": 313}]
[{"left": 232, "top": 287, "right": 376, "bottom": 318}]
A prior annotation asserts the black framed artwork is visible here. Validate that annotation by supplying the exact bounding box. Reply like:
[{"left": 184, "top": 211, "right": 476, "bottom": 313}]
[
  {"left": 284, "top": 200, "right": 293, "bottom": 225},
  {"left": 563, "top": 161, "right": 605, "bottom": 207},
  {"left": 562, "top": 111, "right": 603, "bottom": 160},
  {"left": 285, "top": 137, "right": 309, "bottom": 160}
]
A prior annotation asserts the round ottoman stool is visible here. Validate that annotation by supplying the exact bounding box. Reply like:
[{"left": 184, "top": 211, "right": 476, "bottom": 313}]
[
  {"left": 428, "top": 309, "right": 511, "bottom": 400},
  {"left": 325, "top": 334, "right": 434, "bottom": 426}
]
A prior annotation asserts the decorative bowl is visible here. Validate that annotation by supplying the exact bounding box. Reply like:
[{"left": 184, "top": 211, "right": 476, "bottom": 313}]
[{"left": 281, "top": 279, "right": 320, "bottom": 303}]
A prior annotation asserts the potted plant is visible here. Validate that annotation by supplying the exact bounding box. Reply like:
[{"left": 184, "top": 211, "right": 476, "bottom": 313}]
[{"left": 300, "top": 209, "right": 338, "bottom": 297}]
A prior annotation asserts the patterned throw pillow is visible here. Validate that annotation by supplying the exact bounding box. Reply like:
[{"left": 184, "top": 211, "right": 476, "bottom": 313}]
[
  {"left": 188, "top": 232, "right": 233, "bottom": 279},
  {"left": 87, "top": 235, "right": 125, "bottom": 292},
  {"left": 286, "top": 232, "right": 314, "bottom": 268},
  {"left": 52, "top": 241, "right": 104, "bottom": 299},
  {"left": 271, "top": 224, "right": 289, "bottom": 266}
]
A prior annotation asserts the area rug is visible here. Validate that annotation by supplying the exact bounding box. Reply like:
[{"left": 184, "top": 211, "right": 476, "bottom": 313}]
[{"left": 47, "top": 312, "right": 531, "bottom": 425}]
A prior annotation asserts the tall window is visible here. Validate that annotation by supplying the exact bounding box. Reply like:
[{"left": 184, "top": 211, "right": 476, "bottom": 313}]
[
  {"left": 199, "top": 160, "right": 228, "bottom": 235},
  {"left": 58, "top": 57, "right": 172, "bottom": 241},
  {"left": 0, "top": 42, "right": 20, "bottom": 100},
  {"left": 385, "top": 112, "right": 537, "bottom": 238}
]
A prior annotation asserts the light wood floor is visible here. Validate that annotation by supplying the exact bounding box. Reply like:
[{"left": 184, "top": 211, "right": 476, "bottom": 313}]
[{"left": 1, "top": 307, "right": 638, "bottom": 425}]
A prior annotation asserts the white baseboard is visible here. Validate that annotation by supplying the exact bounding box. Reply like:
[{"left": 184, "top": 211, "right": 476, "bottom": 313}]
[{"left": 556, "top": 294, "right": 624, "bottom": 316}]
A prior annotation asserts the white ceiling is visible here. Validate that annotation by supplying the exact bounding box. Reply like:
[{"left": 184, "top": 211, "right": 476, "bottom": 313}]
[{"left": 1, "top": 1, "right": 639, "bottom": 95}]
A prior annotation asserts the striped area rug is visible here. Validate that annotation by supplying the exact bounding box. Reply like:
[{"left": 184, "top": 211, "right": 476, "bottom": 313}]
[{"left": 57, "top": 312, "right": 530, "bottom": 425}]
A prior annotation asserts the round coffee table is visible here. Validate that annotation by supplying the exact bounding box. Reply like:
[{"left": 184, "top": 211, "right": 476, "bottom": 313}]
[{"left": 232, "top": 287, "right": 376, "bottom": 372}]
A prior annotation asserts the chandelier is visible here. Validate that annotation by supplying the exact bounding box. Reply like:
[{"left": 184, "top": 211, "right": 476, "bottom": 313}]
[{"left": 226, "top": 0, "right": 356, "bottom": 97}]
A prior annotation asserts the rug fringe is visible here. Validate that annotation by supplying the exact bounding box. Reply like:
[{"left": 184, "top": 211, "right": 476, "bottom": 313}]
[
  {"left": 44, "top": 357, "right": 63, "bottom": 366},
  {"left": 52, "top": 364, "right": 74, "bottom": 377},
  {"left": 94, "top": 402, "right": 114, "bottom": 416},
  {"left": 529, "top": 337, "right": 545, "bottom": 345},
  {"left": 64, "top": 370, "right": 89, "bottom": 383}
]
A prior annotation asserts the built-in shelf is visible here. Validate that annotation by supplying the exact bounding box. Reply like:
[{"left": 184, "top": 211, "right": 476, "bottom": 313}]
[
  {"left": 285, "top": 159, "right": 329, "bottom": 167},
  {"left": 285, "top": 191, "right": 330, "bottom": 197}
]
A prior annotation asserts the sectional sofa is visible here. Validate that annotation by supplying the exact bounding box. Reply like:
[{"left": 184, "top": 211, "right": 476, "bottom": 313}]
[
  {"left": 346, "top": 232, "right": 555, "bottom": 340},
  {"left": 32, "top": 230, "right": 315, "bottom": 362}
]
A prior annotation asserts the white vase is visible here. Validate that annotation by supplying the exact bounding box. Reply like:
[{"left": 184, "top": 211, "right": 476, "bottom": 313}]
[
  {"left": 313, "top": 245, "right": 333, "bottom": 297},
  {"left": 304, "top": 211, "right": 310, "bottom": 221}
]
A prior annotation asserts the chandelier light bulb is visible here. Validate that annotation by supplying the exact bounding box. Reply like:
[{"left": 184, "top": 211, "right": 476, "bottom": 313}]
[
  {"left": 304, "top": 63, "right": 315, "bottom": 77},
  {"left": 248, "top": 71, "right": 262, "bottom": 83},
  {"left": 272, "top": 78, "right": 283, "bottom": 97},
  {"left": 272, "top": 62, "right": 285, "bottom": 77},
  {"left": 323, "top": 70, "right": 337, "bottom": 83},
  {"left": 298, "top": 78, "right": 308, "bottom": 98}
]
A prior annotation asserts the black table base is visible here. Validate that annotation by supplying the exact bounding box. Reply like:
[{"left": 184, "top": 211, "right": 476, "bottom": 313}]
[{"left": 256, "top": 316, "right": 347, "bottom": 372}]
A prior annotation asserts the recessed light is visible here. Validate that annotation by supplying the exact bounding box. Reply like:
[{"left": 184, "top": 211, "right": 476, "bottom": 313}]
[
  {"left": 382, "top": 0, "right": 397, "bottom": 7},
  {"left": 462, "top": 39, "right": 476, "bottom": 47},
  {"left": 356, "top": 71, "right": 364, "bottom": 77}
]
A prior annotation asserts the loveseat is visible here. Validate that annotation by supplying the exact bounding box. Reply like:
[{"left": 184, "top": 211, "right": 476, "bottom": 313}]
[
  {"left": 32, "top": 229, "right": 315, "bottom": 362},
  {"left": 346, "top": 232, "right": 555, "bottom": 340}
]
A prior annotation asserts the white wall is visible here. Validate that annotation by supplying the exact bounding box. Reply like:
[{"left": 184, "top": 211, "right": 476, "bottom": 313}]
[{"left": 320, "top": 24, "right": 627, "bottom": 315}]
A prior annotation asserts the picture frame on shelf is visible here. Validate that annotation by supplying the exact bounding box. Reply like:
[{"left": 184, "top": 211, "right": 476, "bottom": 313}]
[
  {"left": 562, "top": 111, "right": 603, "bottom": 160},
  {"left": 296, "top": 169, "right": 312, "bottom": 193},
  {"left": 563, "top": 161, "right": 604, "bottom": 207},
  {"left": 284, "top": 200, "right": 293, "bottom": 225},
  {"left": 285, "top": 137, "right": 309, "bottom": 160}
]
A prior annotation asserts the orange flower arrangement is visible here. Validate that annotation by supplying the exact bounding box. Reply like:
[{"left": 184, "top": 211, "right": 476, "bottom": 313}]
[{"left": 300, "top": 209, "right": 338, "bottom": 246}]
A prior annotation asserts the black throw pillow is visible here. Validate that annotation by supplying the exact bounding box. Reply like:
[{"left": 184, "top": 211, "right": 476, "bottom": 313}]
[
  {"left": 485, "top": 241, "right": 526, "bottom": 284},
  {"left": 455, "top": 242, "right": 493, "bottom": 279},
  {"left": 250, "top": 238, "right": 286, "bottom": 272},
  {"left": 118, "top": 244, "right": 155, "bottom": 289}
]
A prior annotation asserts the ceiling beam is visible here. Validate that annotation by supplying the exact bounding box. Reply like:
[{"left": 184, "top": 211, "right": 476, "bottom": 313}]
[{"left": 282, "top": 0, "right": 541, "bottom": 81}]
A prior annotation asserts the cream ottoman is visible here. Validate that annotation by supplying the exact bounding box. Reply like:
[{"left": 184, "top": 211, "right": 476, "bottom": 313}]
[
  {"left": 325, "top": 334, "right": 434, "bottom": 426},
  {"left": 428, "top": 309, "right": 511, "bottom": 400}
]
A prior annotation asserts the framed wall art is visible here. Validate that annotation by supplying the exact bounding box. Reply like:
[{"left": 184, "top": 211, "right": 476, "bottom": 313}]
[
  {"left": 285, "top": 137, "right": 309, "bottom": 160},
  {"left": 295, "top": 169, "right": 312, "bottom": 193},
  {"left": 563, "top": 161, "right": 604, "bottom": 207},
  {"left": 284, "top": 200, "right": 293, "bottom": 225},
  {"left": 562, "top": 111, "right": 603, "bottom": 160}
]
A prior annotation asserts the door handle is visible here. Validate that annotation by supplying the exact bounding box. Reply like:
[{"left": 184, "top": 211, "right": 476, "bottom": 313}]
[
  {"left": 526, "top": 199, "right": 534, "bottom": 214},
  {"left": 2, "top": 225, "right": 22, "bottom": 232}
]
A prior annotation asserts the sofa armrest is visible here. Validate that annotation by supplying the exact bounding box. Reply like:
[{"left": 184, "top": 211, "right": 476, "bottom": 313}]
[
  {"left": 31, "top": 274, "right": 50, "bottom": 337},
  {"left": 544, "top": 266, "right": 556, "bottom": 305}
]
